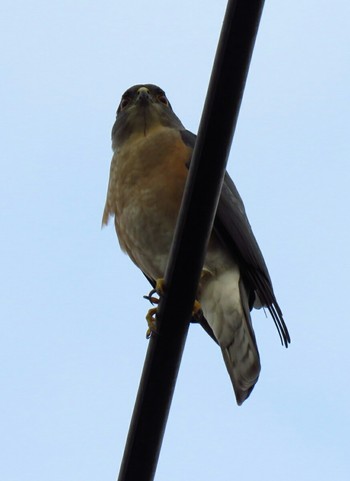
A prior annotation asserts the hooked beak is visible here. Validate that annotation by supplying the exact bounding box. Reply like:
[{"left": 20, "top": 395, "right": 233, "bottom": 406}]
[{"left": 136, "top": 86, "right": 152, "bottom": 106}]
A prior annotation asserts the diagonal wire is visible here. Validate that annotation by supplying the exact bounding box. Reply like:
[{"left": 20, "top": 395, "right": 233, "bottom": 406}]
[{"left": 117, "top": 1, "right": 265, "bottom": 480}]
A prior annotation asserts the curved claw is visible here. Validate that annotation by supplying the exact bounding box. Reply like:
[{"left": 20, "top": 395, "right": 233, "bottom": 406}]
[
  {"left": 143, "top": 278, "right": 166, "bottom": 306},
  {"left": 143, "top": 292, "right": 159, "bottom": 305}
]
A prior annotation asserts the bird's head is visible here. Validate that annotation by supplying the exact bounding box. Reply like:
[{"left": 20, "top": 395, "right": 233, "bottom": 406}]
[{"left": 112, "top": 84, "right": 184, "bottom": 149}]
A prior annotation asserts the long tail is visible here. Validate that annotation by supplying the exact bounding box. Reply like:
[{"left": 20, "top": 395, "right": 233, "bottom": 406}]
[
  {"left": 222, "top": 276, "right": 260, "bottom": 405},
  {"left": 200, "top": 268, "right": 261, "bottom": 405}
]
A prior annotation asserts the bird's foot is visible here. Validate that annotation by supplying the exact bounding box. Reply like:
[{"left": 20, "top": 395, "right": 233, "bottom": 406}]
[
  {"left": 143, "top": 278, "right": 165, "bottom": 338},
  {"left": 145, "top": 307, "right": 158, "bottom": 339},
  {"left": 143, "top": 278, "right": 165, "bottom": 304},
  {"left": 192, "top": 299, "right": 202, "bottom": 320},
  {"left": 143, "top": 278, "right": 202, "bottom": 336}
]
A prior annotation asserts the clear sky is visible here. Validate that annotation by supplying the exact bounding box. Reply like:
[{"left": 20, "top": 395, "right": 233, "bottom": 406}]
[{"left": 1, "top": 1, "right": 350, "bottom": 480}]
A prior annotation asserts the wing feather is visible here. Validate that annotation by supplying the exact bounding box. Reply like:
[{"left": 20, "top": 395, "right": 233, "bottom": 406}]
[{"left": 180, "top": 129, "right": 290, "bottom": 347}]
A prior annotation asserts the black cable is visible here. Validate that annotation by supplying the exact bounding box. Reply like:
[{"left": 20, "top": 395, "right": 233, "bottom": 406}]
[{"left": 117, "top": 2, "right": 265, "bottom": 480}]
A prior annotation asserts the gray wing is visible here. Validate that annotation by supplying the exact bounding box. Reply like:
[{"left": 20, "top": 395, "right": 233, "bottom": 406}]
[{"left": 180, "top": 129, "right": 290, "bottom": 347}]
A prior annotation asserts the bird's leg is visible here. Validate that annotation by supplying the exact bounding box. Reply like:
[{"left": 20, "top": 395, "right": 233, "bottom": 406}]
[
  {"left": 143, "top": 278, "right": 202, "bottom": 337},
  {"left": 189, "top": 269, "right": 210, "bottom": 321},
  {"left": 192, "top": 299, "right": 202, "bottom": 320},
  {"left": 144, "top": 278, "right": 165, "bottom": 338}
]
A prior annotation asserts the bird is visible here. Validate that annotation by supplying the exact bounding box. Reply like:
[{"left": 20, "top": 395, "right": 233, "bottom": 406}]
[{"left": 102, "top": 84, "right": 290, "bottom": 405}]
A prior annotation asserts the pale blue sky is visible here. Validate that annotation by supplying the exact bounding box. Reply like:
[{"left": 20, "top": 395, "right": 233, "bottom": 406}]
[{"left": 1, "top": 1, "right": 350, "bottom": 480}]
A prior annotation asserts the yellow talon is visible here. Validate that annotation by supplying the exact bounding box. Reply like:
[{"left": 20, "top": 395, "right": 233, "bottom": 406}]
[
  {"left": 144, "top": 278, "right": 165, "bottom": 338},
  {"left": 146, "top": 307, "right": 158, "bottom": 338},
  {"left": 144, "top": 278, "right": 202, "bottom": 337},
  {"left": 192, "top": 300, "right": 202, "bottom": 319},
  {"left": 155, "top": 278, "right": 165, "bottom": 293},
  {"left": 153, "top": 278, "right": 165, "bottom": 297},
  {"left": 143, "top": 278, "right": 165, "bottom": 304}
]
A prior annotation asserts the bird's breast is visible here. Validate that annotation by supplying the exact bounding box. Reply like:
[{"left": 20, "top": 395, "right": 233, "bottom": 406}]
[{"left": 110, "top": 128, "right": 191, "bottom": 278}]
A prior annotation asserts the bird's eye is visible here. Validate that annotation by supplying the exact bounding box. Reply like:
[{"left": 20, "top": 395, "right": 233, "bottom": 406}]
[
  {"left": 119, "top": 97, "right": 130, "bottom": 111},
  {"left": 157, "top": 94, "right": 169, "bottom": 106}
]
